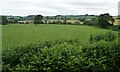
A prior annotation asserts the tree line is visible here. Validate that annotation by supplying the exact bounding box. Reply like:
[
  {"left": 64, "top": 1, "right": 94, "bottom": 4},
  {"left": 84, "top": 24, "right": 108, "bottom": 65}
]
[
  {"left": 34, "top": 13, "right": 120, "bottom": 31},
  {"left": 1, "top": 13, "right": 120, "bottom": 31}
]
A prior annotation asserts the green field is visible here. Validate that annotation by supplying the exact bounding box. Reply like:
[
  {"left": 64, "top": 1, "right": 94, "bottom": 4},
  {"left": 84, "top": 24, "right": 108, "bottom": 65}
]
[
  {"left": 2, "top": 24, "right": 114, "bottom": 48},
  {"left": 2, "top": 24, "right": 119, "bottom": 71}
]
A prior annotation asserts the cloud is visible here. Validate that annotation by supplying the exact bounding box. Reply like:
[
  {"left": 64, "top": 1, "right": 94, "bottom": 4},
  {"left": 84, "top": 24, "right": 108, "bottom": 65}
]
[
  {"left": 66, "top": 2, "right": 110, "bottom": 7},
  {"left": 0, "top": 0, "right": 119, "bottom": 16}
]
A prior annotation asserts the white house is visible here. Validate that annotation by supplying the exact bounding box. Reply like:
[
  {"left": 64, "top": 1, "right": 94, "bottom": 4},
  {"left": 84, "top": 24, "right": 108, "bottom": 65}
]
[{"left": 18, "top": 21, "right": 27, "bottom": 24}]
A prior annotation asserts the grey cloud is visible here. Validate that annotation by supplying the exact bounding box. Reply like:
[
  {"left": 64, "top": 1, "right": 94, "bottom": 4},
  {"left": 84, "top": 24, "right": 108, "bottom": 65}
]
[{"left": 0, "top": 0, "right": 118, "bottom": 16}]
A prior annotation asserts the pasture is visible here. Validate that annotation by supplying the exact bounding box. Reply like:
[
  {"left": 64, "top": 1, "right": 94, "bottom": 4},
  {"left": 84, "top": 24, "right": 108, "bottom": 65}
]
[
  {"left": 2, "top": 24, "right": 119, "bottom": 71},
  {"left": 2, "top": 24, "right": 114, "bottom": 48}
]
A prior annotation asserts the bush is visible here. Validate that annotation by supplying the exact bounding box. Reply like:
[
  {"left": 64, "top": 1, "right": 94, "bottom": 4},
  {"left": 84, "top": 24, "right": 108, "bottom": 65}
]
[
  {"left": 107, "top": 25, "right": 120, "bottom": 31},
  {"left": 82, "top": 40, "right": 120, "bottom": 72},
  {"left": 90, "top": 31, "right": 117, "bottom": 42},
  {"left": 2, "top": 37, "right": 120, "bottom": 72},
  {"left": 83, "top": 21, "right": 92, "bottom": 26}
]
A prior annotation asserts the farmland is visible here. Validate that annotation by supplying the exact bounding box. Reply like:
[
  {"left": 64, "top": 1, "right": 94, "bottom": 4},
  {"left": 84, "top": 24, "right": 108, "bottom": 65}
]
[
  {"left": 2, "top": 24, "right": 120, "bottom": 71},
  {"left": 2, "top": 24, "right": 113, "bottom": 48}
]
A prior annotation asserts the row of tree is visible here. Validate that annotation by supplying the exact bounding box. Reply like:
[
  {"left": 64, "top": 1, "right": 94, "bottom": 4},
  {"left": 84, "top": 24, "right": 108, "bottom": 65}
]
[
  {"left": 34, "top": 13, "right": 116, "bottom": 28},
  {"left": 1, "top": 13, "right": 118, "bottom": 29}
]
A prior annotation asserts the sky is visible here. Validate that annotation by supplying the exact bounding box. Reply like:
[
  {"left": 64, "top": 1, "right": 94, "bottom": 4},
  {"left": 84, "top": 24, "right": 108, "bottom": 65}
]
[{"left": 0, "top": 0, "right": 120, "bottom": 16}]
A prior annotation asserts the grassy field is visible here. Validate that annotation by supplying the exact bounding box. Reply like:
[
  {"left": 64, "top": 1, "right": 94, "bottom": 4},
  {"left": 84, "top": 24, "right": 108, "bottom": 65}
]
[
  {"left": 2, "top": 24, "right": 119, "bottom": 71},
  {"left": 2, "top": 24, "right": 115, "bottom": 48}
]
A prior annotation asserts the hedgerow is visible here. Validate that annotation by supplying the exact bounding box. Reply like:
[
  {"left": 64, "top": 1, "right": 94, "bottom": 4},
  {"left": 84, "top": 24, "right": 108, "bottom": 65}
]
[{"left": 2, "top": 34, "right": 120, "bottom": 72}]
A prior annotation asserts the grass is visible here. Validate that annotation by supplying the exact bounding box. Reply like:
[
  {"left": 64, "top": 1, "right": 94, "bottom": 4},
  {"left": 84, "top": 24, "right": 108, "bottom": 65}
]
[{"left": 2, "top": 24, "right": 115, "bottom": 49}]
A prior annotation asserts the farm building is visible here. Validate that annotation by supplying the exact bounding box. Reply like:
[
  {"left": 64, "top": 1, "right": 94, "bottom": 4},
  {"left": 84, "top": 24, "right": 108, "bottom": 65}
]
[
  {"left": 18, "top": 20, "right": 34, "bottom": 24},
  {"left": 26, "top": 20, "right": 34, "bottom": 24},
  {"left": 18, "top": 21, "right": 27, "bottom": 24}
]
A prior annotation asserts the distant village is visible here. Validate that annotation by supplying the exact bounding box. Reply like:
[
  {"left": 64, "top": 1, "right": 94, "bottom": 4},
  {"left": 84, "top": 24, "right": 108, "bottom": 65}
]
[{"left": 0, "top": 14, "right": 119, "bottom": 25}]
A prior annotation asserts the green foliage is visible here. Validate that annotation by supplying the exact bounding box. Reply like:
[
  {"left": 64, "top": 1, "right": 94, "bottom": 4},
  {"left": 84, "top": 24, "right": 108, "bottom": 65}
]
[
  {"left": 82, "top": 40, "right": 120, "bottom": 72},
  {"left": 83, "top": 18, "right": 98, "bottom": 26},
  {"left": 78, "top": 18, "right": 86, "bottom": 22},
  {"left": 107, "top": 25, "right": 120, "bottom": 31},
  {"left": 98, "top": 13, "right": 114, "bottom": 28},
  {"left": 2, "top": 37, "right": 120, "bottom": 71},
  {"left": 91, "top": 31, "right": 117, "bottom": 42},
  {"left": 83, "top": 21, "right": 92, "bottom": 26},
  {"left": 2, "top": 24, "right": 119, "bottom": 71},
  {"left": 34, "top": 15, "right": 43, "bottom": 24},
  {"left": 90, "top": 18, "right": 99, "bottom": 26},
  {"left": 2, "top": 39, "right": 82, "bottom": 71}
]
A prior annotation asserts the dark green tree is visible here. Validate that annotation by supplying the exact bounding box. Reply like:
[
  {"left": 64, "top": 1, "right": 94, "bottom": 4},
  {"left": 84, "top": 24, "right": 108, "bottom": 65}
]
[
  {"left": 98, "top": 13, "right": 114, "bottom": 28},
  {"left": 34, "top": 15, "right": 43, "bottom": 25}
]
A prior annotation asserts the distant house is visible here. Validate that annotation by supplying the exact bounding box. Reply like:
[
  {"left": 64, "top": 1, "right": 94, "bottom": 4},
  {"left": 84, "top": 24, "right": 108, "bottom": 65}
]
[
  {"left": 26, "top": 20, "right": 34, "bottom": 24},
  {"left": 18, "top": 21, "right": 27, "bottom": 24}
]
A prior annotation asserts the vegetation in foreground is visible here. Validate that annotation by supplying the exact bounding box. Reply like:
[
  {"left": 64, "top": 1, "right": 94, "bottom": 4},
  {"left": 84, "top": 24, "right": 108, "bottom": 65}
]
[{"left": 2, "top": 31, "right": 120, "bottom": 72}]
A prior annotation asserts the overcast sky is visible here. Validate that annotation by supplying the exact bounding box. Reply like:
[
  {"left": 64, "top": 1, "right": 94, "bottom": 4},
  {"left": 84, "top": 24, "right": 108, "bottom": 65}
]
[{"left": 0, "top": 0, "right": 119, "bottom": 16}]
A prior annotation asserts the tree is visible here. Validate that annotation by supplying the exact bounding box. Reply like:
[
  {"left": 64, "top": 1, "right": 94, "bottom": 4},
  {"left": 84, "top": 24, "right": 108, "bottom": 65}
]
[
  {"left": 63, "top": 19, "right": 67, "bottom": 24},
  {"left": 83, "top": 21, "right": 91, "bottom": 26},
  {"left": 78, "top": 18, "right": 86, "bottom": 22},
  {"left": 34, "top": 15, "right": 43, "bottom": 25},
  {"left": 1, "top": 16, "right": 8, "bottom": 25},
  {"left": 98, "top": 13, "right": 114, "bottom": 28},
  {"left": 90, "top": 18, "right": 99, "bottom": 26}
]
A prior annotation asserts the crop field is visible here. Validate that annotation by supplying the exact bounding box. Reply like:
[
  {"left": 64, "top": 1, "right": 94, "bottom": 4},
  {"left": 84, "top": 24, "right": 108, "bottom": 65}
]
[
  {"left": 114, "top": 19, "right": 120, "bottom": 25},
  {"left": 2, "top": 24, "right": 114, "bottom": 48}
]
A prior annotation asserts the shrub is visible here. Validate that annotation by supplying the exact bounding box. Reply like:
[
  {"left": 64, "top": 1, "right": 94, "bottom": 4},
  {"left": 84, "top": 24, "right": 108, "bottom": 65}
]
[
  {"left": 82, "top": 40, "right": 120, "bottom": 72},
  {"left": 107, "top": 25, "right": 120, "bottom": 31},
  {"left": 2, "top": 38, "right": 120, "bottom": 71},
  {"left": 90, "top": 31, "right": 117, "bottom": 42}
]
